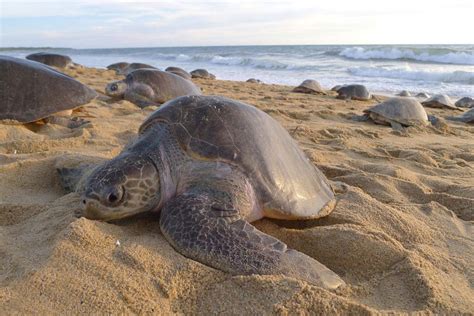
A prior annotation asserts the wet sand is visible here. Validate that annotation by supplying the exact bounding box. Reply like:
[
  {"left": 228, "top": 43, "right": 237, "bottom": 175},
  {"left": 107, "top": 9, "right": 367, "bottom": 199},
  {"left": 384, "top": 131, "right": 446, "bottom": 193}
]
[{"left": 0, "top": 66, "right": 473, "bottom": 314}]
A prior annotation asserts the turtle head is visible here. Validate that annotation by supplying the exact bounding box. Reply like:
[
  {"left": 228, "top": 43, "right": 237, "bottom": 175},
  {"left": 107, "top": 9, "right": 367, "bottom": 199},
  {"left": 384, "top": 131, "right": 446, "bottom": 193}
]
[
  {"left": 105, "top": 80, "right": 127, "bottom": 97},
  {"left": 81, "top": 152, "right": 161, "bottom": 221}
]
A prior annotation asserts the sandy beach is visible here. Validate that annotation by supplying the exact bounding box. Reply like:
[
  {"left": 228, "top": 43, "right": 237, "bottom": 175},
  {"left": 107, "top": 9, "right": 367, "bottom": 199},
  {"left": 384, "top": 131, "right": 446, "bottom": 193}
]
[{"left": 0, "top": 66, "right": 473, "bottom": 314}]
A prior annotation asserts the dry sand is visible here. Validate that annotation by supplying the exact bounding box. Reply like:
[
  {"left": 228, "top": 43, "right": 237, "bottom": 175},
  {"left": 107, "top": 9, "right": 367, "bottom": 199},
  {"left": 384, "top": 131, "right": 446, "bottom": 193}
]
[{"left": 0, "top": 67, "right": 473, "bottom": 314}]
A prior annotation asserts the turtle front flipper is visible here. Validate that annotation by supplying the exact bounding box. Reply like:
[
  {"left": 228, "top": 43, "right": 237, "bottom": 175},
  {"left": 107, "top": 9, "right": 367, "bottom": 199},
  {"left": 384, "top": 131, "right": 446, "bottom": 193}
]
[
  {"left": 160, "top": 192, "right": 345, "bottom": 290},
  {"left": 124, "top": 84, "right": 159, "bottom": 108}
]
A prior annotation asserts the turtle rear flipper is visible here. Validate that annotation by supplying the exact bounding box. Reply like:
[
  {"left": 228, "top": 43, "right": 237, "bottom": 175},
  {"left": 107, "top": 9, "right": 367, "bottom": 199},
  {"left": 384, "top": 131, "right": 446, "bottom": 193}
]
[{"left": 160, "top": 191, "right": 345, "bottom": 290}]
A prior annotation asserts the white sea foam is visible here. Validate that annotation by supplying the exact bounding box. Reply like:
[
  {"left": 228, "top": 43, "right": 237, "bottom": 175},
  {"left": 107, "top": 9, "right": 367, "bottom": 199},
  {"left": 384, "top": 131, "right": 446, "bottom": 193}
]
[
  {"left": 348, "top": 66, "right": 474, "bottom": 85},
  {"left": 340, "top": 47, "right": 474, "bottom": 65}
]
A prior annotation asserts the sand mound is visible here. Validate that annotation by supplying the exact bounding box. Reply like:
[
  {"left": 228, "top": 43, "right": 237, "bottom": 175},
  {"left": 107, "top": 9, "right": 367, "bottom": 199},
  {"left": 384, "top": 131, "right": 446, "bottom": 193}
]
[{"left": 1, "top": 67, "right": 473, "bottom": 314}]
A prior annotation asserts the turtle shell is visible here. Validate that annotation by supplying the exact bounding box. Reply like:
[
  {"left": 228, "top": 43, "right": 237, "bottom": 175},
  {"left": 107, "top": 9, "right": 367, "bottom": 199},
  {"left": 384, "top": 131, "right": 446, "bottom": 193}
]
[
  {"left": 398, "top": 90, "right": 411, "bottom": 97},
  {"left": 107, "top": 62, "right": 130, "bottom": 72},
  {"left": 364, "top": 97, "right": 428, "bottom": 126},
  {"left": 0, "top": 56, "right": 97, "bottom": 123},
  {"left": 165, "top": 66, "right": 192, "bottom": 80},
  {"left": 422, "top": 94, "right": 458, "bottom": 110},
  {"left": 447, "top": 108, "right": 474, "bottom": 123},
  {"left": 336, "top": 84, "right": 371, "bottom": 101},
  {"left": 122, "top": 63, "right": 157, "bottom": 75},
  {"left": 124, "top": 69, "right": 201, "bottom": 103},
  {"left": 139, "top": 95, "right": 335, "bottom": 219},
  {"left": 455, "top": 97, "right": 474, "bottom": 108},
  {"left": 293, "top": 80, "right": 325, "bottom": 94},
  {"left": 190, "top": 69, "right": 216, "bottom": 79},
  {"left": 26, "top": 52, "right": 72, "bottom": 68}
]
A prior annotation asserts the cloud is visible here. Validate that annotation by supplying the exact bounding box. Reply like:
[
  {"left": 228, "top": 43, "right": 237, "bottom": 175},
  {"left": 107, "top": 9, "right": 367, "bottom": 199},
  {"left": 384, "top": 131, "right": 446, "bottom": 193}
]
[{"left": 1, "top": 0, "right": 473, "bottom": 47}]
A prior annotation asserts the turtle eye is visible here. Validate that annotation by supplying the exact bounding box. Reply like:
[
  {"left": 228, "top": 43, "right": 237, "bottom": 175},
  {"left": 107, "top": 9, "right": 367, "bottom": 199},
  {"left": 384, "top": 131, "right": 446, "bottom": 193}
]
[{"left": 111, "top": 84, "right": 118, "bottom": 91}]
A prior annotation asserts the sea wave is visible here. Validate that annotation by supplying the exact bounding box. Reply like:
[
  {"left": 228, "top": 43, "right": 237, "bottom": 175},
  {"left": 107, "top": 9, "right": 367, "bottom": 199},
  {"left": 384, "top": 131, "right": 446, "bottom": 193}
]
[
  {"left": 348, "top": 66, "right": 474, "bottom": 85},
  {"left": 340, "top": 47, "right": 474, "bottom": 65}
]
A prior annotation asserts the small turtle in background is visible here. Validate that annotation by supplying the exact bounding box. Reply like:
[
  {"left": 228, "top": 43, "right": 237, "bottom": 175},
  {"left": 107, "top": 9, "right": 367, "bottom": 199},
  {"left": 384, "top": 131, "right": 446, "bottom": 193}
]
[
  {"left": 108, "top": 62, "right": 157, "bottom": 75},
  {"left": 191, "top": 68, "right": 216, "bottom": 79},
  {"left": 455, "top": 97, "right": 474, "bottom": 108},
  {"left": 416, "top": 92, "right": 430, "bottom": 99},
  {"left": 422, "top": 94, "right": 461, "bottom": 111},
  {"left": 107, "top": 62, "right": 130, "bottom": 74},
  {"left": 26, "top": 52, "right": 74, "bottom": 68},
  {"left": 57, "top": 95, "right": 343, "bottom": 290},
  {"left": 292, "top": 79, "right": 326, "bottom": 95},
  {"left": 447, "top": 108, "right": 474, "bottom": 124},
  {"left": 398, "top": 90, "right": 411, "bottom": 97},
  {"left": 105, "top": 69, "right": 201, "bottom": 108},
  {"left": 0, "top": 56, "right": 96, "bottom": 127},
  {"left": 165, "top": 66, "right": 192, "bottom": 80},
  {"left": 336, "top": 84, "right": 371, "bottom": 101},
  {"left": 355, "top": 97, "right": 428, "bottom": 131},
  {"left": 246, "top": 78, "right": 263, "bottom": 84}
]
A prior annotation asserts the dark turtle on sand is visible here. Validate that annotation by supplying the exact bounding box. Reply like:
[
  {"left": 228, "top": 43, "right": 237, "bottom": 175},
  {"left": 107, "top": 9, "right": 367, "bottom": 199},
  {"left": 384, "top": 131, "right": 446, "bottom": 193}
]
[
  {"left": 416, "top": 92, "right": 430, "bottom": 99},
  {"left": 293, "top": 80, "right": 326, "bottom": 95},
  {"left": 455, "top": 97, "right": 474, "bottom": 108},
  {"left": 447, "top": 108, "right": 474, "bottom": 123},
  {"left": 165, "top": 66, "right": 192, "bottom": 80},
  {"left": 191, "top": 68, "right": 216, "bottom": 79},
  {"left": 107, "top": 62, "right": 130, "bottom": 73},
  {"left": 358, "top": 97, "right": 428, "bottom": 130},
  {"left": 58, "top": 95, "right": 344, "bottom": 289},
  {"left": 105, "top": 69, "right": 201, "bottom": 108},
  {"left": 246, "top": 78, "right": 262, "bottom": 84},
  {"left": 0, "top": 56, "right": 96, "bottom": 127},
  {"left": 421, "top": 94, "right": 460, "bottom": 110},
  {"left": 26, "top": 52, "right": 73, "bottom": 68},
  {"left": 336, "top": 84, "right": 371, "bottom": 101},
  {"left": 398, "top": 90, "right": 411, "bottom": 97},
  {"left": 108, "top": 63, "right": 157, "bottom": 75}
]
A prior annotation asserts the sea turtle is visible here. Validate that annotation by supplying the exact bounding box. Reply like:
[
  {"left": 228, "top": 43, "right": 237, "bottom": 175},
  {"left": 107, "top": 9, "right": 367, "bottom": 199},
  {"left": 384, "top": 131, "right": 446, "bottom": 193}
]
[
  {"left": 26, "top": 52, "right": 73, "bottom": 68},
  {"left": 422, "top": 94, "right": 461, "bottom": 110},
  {"left": 108, "top": 63, "right": 157, "bottom": 75},
  {"left": 246, "top": 78, "right": 262, "bottom": 84},
  {"left": 416, "top": 92, "right": 430, "bottom": 99},
  {"left": 336, "top": 84, "right": 371, "bottom": 101},
  {"left": 58, "top": 95, "right": 344, "bottom": 289},
  {"left": 165, "top": 66, "right": 192, "bottom": 80},
  {"left": 105, "top": 69, "right": 202, "bottom": 108},
  {"left": 398, "top": 90, "right": 411, "bottom": 97},
  {"left": 292, "top": 80, "right": 326, "bottom": 95},
  {"left": 191, "top": 68, "right": 216, "bottom": 79},
  {"left": 455, "top": 97, "right": 474, "bottom": 108},
  {"left": 358, "top": 97, "right": 428, "bottom": 130},
  {"left": 0, "top": 55, "right": 96, "bottom": 127},
  {"left": 107, "top": 62, "right": 130, "bottom": 74},
  {"left": 447, "top": 108, "right": 474, "bottom": 123}
]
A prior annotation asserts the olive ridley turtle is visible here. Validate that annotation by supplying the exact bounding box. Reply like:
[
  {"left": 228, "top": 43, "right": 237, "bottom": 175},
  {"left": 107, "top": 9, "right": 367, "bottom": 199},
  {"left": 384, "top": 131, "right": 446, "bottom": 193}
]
[
  {"left": 359, "top": 97, "right": 428, "bottom": 130},
  {"left": 26, "top": 52, "right": 73, "bottom": 68},
  {"left": 57, "top": 95, "right": 344, "bottom": 289},
  {"left": 105, "top": 69, "right": 202, "bottom": 108},
  {"left": 422, "top": 94, "right": 461, "bottom": 110},
  {"left": 447, "top": 108, "right": 474, "bottom": 123},
  {"left": 455, "top": 97, "right": 474, "bottom": 108},
  {"left": 0, "top": 55, "right": 96, "bottom": 127},
  {"left": 293, "top": 80, "right": 326, "bottom": 94},
  {"left": 336, "top": 84, "right": 372, "bottom": 101}
]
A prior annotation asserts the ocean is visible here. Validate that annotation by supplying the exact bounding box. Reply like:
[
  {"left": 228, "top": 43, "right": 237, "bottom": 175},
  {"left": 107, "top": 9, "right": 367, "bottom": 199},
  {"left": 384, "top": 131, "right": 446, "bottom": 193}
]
[{"left": 2, "top": 45, "right": 474, "bottom": 97}]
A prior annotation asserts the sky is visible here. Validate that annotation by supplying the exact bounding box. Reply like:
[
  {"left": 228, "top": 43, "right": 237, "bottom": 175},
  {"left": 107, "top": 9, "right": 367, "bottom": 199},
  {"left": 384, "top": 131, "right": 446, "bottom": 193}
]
[{"left": 1, "top": 0, "right": 473, "bottom": 48}]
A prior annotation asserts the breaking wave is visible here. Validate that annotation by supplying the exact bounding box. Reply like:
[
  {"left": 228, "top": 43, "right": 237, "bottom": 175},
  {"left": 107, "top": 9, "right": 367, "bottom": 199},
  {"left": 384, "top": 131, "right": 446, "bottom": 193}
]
[
  {"left": 339, "top": 47, "right": 474, "bottom": 65},
  {"left": 348, "top": 66, "right": 474, "bottom": 85}
]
